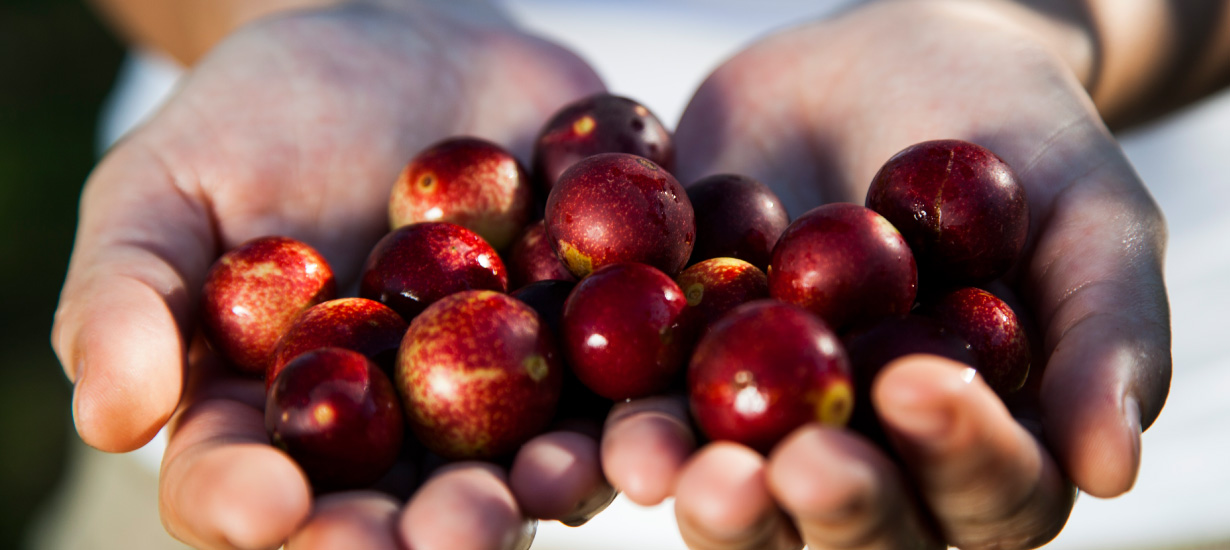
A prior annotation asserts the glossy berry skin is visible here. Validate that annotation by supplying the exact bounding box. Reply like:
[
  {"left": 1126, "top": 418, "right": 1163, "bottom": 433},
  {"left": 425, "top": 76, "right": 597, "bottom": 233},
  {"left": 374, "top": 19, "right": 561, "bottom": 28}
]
[
  {"left": 359, "top": 222, "right": 508, "bottom": 321},
  {"left": 388, "top": 137, "right": 532, "bottom": 251},
  {"left": 689, "top": 300, "right": 853, "bottom": 455},
  {"left": 561, "top": 263, "right": 689, "bottom": 401},
  {"left": 511, "top": 280, "right": 613, "bottom": 422},
  {"left": 686, "top": 174, "right": 790, "bottom": 270},
  {"left": 769, "top": 203, "right": 917, "bottom": 331},
  {"left": 866, "top": 139, "right": 1029, "bottom": 285},
  {"left": 925, "top": 287, "right": 1031, "bottom": 395},
  {"left": 265, "top": 348, "right": 404, "bottom": 491},
  {"left": 532, "top": 93, "right": 674, "bottom": 194},
  {"left": 267, "top": 298, "right": 408, "bottom": 391},
  {"left": 397, "top": 290, "right": 563, "bottom": 459},
  {"left": 201, "top": 236, "right": 336, "bottom": 375},
  {"left": 545, "top": 153, "right": 695, "bottom": 278},
  {"left": 507, "top": 220, "right": 576, "bottom": 290},
  {"left": 675, "top": 257, "right": 769, "bottom": 345}
]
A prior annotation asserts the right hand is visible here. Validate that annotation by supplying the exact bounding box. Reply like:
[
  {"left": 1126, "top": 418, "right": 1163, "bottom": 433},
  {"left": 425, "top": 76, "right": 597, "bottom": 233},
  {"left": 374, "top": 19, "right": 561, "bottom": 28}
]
[
  {"left": 600, "top": 2, "right": 1170, "bottom": 548},
  {"left": 52, "top": 2, "right": 616, "bottom": 547}
]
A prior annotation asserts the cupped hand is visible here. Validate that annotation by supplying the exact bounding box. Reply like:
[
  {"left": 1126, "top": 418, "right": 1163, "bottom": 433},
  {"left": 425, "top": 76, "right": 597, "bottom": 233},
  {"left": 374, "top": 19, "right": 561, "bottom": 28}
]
[
  {"left": 52, "top": 2, "right": 616, "bottom": 547},
  {"left": 603, "top": 1, "right": 1169, "bottom": 548}
]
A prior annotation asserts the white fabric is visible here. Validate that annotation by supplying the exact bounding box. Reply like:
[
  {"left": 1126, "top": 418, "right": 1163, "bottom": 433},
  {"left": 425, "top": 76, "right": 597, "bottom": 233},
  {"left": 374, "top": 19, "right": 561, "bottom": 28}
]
[{"left": 100, "top": 2, "right": 1230, "bottom": 548}]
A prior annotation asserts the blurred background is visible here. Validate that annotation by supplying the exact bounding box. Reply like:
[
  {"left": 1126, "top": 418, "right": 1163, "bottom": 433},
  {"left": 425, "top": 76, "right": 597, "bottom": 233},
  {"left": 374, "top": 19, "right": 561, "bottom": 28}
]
[{"left": 0, "top": 0, "right": 122, "bottom": 548}]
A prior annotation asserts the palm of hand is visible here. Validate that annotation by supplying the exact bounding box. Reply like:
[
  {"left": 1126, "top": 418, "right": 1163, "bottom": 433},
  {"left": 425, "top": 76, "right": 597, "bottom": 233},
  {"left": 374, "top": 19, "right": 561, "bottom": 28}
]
[{"left": 141, "top": 7, "right": 598, "bottom": 277}]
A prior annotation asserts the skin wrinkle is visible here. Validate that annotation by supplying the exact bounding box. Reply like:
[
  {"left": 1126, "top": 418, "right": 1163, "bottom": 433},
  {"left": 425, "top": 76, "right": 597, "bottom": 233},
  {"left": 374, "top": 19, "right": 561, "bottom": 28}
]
[
  {"left": 55, "top": 146, "right": 211, "bottom": 388},
  {"left": 1026, "top": 168, "right": 1164, "bottom": 334},
  {"left": 163, "top": 72, "right": 259, "bottom": 255},
  {"left": 276, "top": 28, "right": 319, "bottom": 238},
  {"left": 794, "top": 482, "right": 883, "bottom": 548},
  {"left": 160, "top": 400, "right": 289, "bottom": 547},
  {"left": 676, "top": 446, "right": 797, "bottom": 550},
  {"left": 773, "top": 431, "right": 938, "bottom": 550},
  {"left": 1046, "top": 309, "right": 1169, "bottom": 424},
  {"left": 896, "top": 393, "right": 1071, "bottom": 550},
  {"left": 1010, "top": 107, "right": 1094, "bottom": 197},
  {"left": 683, "top": 511, "right": 796, "bottom": 550},
  {"left": 124, "top": 143, "right": 217, "bottom": 307}
]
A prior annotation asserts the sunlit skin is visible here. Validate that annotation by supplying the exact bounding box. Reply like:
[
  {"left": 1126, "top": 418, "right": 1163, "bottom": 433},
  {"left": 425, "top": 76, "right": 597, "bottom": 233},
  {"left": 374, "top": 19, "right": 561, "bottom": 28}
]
[
  {"left": 50, "top": 3, "right": 619, "bottom": 547},
  {"left": 200, "top": 236, "right": 336, "bottom": 375}
]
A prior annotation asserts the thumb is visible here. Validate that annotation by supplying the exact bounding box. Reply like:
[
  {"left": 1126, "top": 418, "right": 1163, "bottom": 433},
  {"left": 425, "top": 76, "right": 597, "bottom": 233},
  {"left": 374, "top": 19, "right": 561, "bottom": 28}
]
[{"left": 52, "top": 141, "right": 214, "bottom": 452}]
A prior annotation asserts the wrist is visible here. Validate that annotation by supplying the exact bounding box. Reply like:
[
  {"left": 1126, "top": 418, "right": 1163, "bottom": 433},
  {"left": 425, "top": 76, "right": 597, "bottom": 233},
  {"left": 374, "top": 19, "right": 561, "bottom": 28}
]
[
  {"left": 871, "top": 0, "right": 1097, "bottom": 87},
  {"left": 886, "top": 0, "right": 1230, "bottom": 128},
  {"left": 89, "top": 0, "right": 511, "bottom": 67}
]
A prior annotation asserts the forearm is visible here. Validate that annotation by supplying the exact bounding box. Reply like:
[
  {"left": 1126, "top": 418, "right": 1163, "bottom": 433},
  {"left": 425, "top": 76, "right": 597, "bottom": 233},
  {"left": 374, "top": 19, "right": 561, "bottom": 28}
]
[
  {"left": 1078, "top": 0, "right": 1230, "bottom": 128},
  {"left": 948, "top": 0, "right": 1230, "bottom": 129},
  {"left": 87, "top": 0, "right": 343, "bottom": 65},
  {"left": 86, "top": 0, "right": 510, "bottom": 66}
]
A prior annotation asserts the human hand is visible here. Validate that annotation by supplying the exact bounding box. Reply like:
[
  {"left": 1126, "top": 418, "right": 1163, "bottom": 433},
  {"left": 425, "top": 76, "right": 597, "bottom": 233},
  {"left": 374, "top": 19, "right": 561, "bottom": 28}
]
[
  {"left": 52, "top": 2, "right": 616, "bottom": 547},
  {"left": 601, "top": 1, "right": 1169, "bottom": 548}
]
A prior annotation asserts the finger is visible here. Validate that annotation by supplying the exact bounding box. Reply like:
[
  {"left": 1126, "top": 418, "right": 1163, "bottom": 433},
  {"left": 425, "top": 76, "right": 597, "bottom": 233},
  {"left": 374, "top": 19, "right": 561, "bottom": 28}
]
[
  {"left": 509, "top": 430, "right": 616, "bottom": 525},
  {"left": 400, "top": 462, "right": 534, "bottom": 550},
  {"left": 51, "top": 143, "right": 215, "bottom": 452},
  {"left": 767, "top": 425, "right": 942, "bottom": 550},
  {"left": 875, "top": 356, "right": 1075, "bottom": 550},
  {"left": 159, "top": 397, "right": 311, "bottom": 550},
  {"left": 600, "top": 395, "right": 696, "bottom": 506},
  {"left": 286, "top": 492, "right": 402, "bottom": 550},
  {"left": 674, "top": 442, "right": 802, "bottom": 550},
  {"left": 1027, "top": 164, "right": 1170, "bottom": 498}
]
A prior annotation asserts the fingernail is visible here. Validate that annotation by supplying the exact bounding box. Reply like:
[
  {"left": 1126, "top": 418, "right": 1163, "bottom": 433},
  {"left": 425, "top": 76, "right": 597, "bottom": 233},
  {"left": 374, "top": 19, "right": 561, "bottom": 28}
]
[
  {"left": 71, "top": 364, "right": 90, "bottom": 433},
  {"left": 1123, "top": 396, "right": 1142, "bottom": 456},
  {"left": 510, "top": 518, "right": 538, "bottom": 550},
  {"left": 69, "top": 329, "right": 88, "bottom": 383},
  {"left": 559, "top": 484, "right": 618, "bottom": 527},
  {"left": 1123, "top": 396, "right": 1141, "bottom": 433}
]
